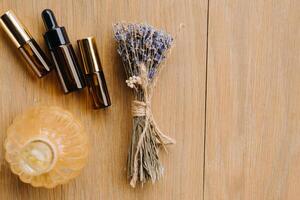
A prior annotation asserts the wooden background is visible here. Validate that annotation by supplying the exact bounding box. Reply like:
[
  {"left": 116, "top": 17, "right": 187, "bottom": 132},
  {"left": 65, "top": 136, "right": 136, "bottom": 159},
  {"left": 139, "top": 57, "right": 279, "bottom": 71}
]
[{"left": 0, "top": 0, "right": 299, "bottom": 199}]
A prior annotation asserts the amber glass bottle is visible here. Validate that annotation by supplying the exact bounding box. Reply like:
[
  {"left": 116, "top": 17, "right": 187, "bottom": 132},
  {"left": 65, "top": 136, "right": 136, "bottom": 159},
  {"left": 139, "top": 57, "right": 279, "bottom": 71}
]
[
  {"left": 0, "top": 10, "right": 52, "bottom": 77},
  {"left": 78, "top": 37, "right": 111, "bottom": 108},
  {"left": 42, "top": 9, "right": 85, "bottom": 93}
]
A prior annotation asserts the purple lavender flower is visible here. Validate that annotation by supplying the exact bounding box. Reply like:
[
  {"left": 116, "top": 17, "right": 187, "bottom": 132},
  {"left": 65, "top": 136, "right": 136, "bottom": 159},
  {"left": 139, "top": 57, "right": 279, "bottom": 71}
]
[{"left": 113, "top": 23, "right": 173, "bottom": 80}]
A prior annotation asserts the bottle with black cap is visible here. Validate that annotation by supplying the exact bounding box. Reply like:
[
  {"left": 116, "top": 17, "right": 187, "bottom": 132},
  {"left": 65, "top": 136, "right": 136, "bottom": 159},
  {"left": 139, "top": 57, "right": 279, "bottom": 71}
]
[{"left": 41, "top": 9, "right": 85, "bottom": 93}]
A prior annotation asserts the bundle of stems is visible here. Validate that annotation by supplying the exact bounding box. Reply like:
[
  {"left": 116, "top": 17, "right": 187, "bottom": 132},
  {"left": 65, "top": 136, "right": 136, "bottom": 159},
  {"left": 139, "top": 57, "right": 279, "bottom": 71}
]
[{"left": 113, "top": 23, "right": 176, "bottom": 187}]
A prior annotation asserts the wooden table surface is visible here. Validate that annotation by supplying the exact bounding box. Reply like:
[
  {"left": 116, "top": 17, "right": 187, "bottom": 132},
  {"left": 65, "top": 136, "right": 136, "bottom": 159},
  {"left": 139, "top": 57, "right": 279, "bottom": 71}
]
[{"left": 0, "top": 0, "right": 299, "bottom": 199}]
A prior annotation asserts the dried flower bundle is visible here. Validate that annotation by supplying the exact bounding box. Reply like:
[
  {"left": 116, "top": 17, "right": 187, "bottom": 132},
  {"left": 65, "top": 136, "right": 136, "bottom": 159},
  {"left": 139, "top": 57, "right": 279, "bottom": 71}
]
[{"left": 113, "top": 23, "right": 176, "bottom": 187}]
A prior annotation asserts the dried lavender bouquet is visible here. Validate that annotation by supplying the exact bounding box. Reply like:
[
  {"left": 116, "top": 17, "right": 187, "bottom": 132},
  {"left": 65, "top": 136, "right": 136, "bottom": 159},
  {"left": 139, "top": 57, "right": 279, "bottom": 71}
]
[{"left": 113, "top": 23, "right": 176, "bottom": 187}]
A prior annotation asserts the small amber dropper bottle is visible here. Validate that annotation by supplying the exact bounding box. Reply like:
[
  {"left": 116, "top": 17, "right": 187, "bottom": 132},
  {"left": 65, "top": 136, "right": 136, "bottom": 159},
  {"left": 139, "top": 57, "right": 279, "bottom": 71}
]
[{"left": 42, "top": 9, "right": 86, "bottom": 93}]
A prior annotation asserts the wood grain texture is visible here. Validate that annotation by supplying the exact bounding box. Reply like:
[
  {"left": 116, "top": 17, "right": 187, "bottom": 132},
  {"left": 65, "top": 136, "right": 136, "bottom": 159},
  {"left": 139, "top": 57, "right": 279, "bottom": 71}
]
[
  {"left": 205, "top": 0, "right": 300, "bottom": 199},
  {"left": 0, "top": 0, "right": 207, "bottom": 199}
]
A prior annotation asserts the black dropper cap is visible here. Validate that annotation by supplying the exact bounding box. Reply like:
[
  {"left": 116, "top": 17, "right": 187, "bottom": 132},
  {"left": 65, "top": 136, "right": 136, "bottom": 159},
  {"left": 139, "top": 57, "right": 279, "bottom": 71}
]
[
  {"left": 42, "top": 9, "right": 85, "bottom": 93},
  {"left": 42, "top": 9, "right": 70, "bottom": 50}
]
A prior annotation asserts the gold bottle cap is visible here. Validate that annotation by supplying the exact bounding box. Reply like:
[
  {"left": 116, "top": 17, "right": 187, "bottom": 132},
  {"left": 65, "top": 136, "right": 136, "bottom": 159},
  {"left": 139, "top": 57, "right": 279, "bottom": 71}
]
[
  {"left": 0, "top": 10, "right": 32, "bottom": 48},
  {"left": 77, "top": 37, "right": 101, "bottom": 74}
]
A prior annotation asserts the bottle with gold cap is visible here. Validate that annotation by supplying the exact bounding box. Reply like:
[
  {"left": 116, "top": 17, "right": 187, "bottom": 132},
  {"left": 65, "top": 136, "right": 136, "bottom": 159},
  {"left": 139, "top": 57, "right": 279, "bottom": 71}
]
[
  {"left": 0, "top": 10, "right": 52, "bottom": 78},
  {"left": 78, "top": 37, "right": 111, "bottom": 109}
]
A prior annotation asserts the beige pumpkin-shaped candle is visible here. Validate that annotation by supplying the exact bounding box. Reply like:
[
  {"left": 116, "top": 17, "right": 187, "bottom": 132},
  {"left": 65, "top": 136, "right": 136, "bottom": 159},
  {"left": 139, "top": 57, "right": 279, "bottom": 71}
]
[{"left": 4, "top": 106, "right": 89, "bottom": 188}]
